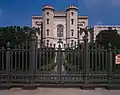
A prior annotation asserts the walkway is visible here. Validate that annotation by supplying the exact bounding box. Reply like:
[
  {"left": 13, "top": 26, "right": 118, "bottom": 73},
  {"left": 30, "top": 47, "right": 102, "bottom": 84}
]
[{"left": 0, "top": 88, "right": 120, "bottom": 95}]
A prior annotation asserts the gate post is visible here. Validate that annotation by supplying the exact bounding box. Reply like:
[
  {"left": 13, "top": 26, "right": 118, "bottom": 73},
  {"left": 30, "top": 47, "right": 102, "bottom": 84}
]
[
  {"left": 6, "top": 42, "right": 11, "bottom": 83},
  {"left": 29, "top": 32, "right": 37, "bottom": 82},
  {"left": 108, "top": 43, "right": 112, "bottom": 84},
  {"left": 57, "top": 43, "right": 62, "bottom": 83},
  {"left": 83, "top": 35, "right": 89, "bottom": 84}
]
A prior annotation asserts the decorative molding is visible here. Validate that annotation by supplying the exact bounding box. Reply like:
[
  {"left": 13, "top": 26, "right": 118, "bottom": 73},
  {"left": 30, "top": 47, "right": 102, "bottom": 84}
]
[
  {"left": 66, "top": 37, "right": 78, "bottom": 39},
  {"left": 78, "top": 16, "right": 88, "bottom": 19},
  {"left": 32, "top": 16, "right": 43, "bottom": 19},
  {"left": 54, "top": 12, "right": 66, "bottom": 16}
]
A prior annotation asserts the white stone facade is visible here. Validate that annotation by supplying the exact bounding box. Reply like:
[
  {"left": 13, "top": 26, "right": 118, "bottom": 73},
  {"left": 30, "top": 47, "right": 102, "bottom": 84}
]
[
  {"left": 94, "top": 25, "right": 120, "bottom": 41},
  {"left": 32, "top": 5, "right": 88, "bottom": 48}
]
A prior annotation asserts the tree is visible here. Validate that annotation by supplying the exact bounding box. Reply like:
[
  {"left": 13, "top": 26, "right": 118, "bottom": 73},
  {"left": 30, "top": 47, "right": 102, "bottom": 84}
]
[
  {"left": 0, "top": 26, "right": 34, "bottom": 48},
  {"left": 95, "top": 28, "right": 120, "bottom": 49}
]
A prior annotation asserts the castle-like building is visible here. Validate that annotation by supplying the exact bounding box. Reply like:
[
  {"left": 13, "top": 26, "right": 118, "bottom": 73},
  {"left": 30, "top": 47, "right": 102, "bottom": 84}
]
[{"left": 32, "top": 5, "right": 89, "bottom": 48}]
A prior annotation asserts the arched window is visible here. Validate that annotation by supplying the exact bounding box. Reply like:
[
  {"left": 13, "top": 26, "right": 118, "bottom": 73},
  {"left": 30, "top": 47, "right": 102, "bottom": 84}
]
[{"left": 57, "top": 24, "right": 64, "bottom": 37}]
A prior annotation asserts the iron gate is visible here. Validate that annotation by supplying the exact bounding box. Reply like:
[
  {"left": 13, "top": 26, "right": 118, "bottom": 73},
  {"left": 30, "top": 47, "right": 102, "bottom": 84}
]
[
  {"left": 35, "top": 45, "right": 85, "bottom": 84},
  {"left": 0, "top": 34, "right": 120, "bottom": 88}
]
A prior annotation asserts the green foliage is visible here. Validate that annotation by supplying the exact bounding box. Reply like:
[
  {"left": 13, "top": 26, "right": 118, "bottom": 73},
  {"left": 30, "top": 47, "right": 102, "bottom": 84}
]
[
  {"left": 96, "top": 29, "right": 120, "bottom": 49},
  {"left": 0, "top": 47, "right": 56, "bottom": 72},
  {"left": 64, "top": 47, "right": 83, "bottom": 73},
  {"left": 0, "top": 26, "right": 36, "bottom": 48}
]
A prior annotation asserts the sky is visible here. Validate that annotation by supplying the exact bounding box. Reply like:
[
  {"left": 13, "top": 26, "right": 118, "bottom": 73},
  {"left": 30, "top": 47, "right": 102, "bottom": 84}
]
[{"left": 0, "top": 0, "right": 120, "bottom": 27}]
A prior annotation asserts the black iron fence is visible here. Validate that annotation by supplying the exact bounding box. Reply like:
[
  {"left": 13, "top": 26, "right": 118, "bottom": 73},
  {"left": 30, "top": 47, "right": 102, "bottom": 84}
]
[{"left": 0, "top": 34, "right": 120, "bottom": 88}]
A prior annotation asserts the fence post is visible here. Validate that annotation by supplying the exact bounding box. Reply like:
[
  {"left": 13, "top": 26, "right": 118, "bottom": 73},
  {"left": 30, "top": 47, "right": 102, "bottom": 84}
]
[
  {"left": 57, "top": 43, "right": 62, "bottom": 83},
  {"left": 29, "top": 32, "right": 37, "bottom": 82},
  {"left": 83, "top": 35, "right": 89, "bottom": 84},
  {"left": 6, "top": 42, "right": 11, "bottom": 83},
  {"left": 108, "top": 43, "right": 112, "bottom": 84}
]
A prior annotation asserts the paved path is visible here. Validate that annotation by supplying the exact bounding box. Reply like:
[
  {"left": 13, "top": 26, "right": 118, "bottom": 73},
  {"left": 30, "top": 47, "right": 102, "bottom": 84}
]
[{"left": 0, "top": 88, "right": 120, "bottom": 95}]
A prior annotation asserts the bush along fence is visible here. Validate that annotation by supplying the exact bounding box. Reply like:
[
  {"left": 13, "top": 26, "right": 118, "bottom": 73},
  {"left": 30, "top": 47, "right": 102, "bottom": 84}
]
[{"left": 0, "top": 33, "right": 120, "bottom": 88}]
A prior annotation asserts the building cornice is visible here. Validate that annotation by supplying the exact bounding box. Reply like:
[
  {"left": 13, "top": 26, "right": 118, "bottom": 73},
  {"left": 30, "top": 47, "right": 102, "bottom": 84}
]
[
  {"left": 54, "top": 11, "right": 66, "bottom": 17},
  {"left": 94, "top": 25, "right": 120, "bottom": 28},
  {"left": 66, "top": 37, "right": 78, "bottom": 39},
  {"left": 32, "top": 16, "right": 43, "bottom": 19},
  {"left": 78, "top": 16, "right": 88, "bottom": 19}
]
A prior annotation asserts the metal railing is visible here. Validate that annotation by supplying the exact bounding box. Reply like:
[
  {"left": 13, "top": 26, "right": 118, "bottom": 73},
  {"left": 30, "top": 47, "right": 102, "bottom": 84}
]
[{"left": 0, "top": 33, "right": 120, "bottom": 88}]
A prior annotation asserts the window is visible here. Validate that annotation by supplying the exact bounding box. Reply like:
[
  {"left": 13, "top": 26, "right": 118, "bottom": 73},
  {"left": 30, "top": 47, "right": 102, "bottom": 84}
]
[
  {"left": 47, "top": 19, "right": 49, "bottom": 24},
  {"left": 71, "top": 29, "right": 74, "bottom": 36},
  {"left": 46, "top": 12, "right": 49, "bottom": 15},
  {"left": 57, "top": 24, "right": 64, "bottom": 37},
  {"left": 71, "top": 19, "right": 74, "bottom": 25},
  {"left": 71, "top": 12, "right": 74, "bottom": 16},
  {"left": 47, "top": 29, "right": 49, "bottom": 36}
]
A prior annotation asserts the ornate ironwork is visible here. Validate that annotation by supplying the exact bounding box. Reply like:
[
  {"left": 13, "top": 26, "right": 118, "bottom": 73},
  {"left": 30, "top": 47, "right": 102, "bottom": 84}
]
[{"left": 0, "top": 32, "right": 119, "bottom": 89}]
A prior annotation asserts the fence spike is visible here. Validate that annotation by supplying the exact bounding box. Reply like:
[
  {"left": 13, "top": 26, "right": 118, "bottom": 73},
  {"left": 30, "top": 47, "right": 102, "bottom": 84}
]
[
  {"left": 58, "top": 43, "right": 61, "bottom": 48},
  {"left": 18, "top": 44, "right": 21, "bottom": 49},
  {"left": 54, "top": 44, "right": 56, "bottom": 48},
  {"left": 1, "top": 46, "right": 4, "bottom": 49},
  {"left": 47, "top": 43, "right": 49, "bottom": 47},
  {"left": 64, "top": 44, "right": 66, "bottom": 49},
  {"left": 98, "top": 44, "right": 101, "bottom": 50},
  {"left": 21, "top": 42, "right": 24, "bottom": 49},
  {"left": 108, "top": 43, "right": 112, "bottom": 49},
  {"left": 101, "top": 45, "right": 104, "bottom": 50},
  {"left": 74, "top": 41, "right": 76, "bottom": 47},
  {"left": 71, "top": 43, "right": 73, "bottom": 47},
  {"left": 94, "top": 43, "right": 98, "bottom": 50},
  {"left": 50, "top": 43, "right": 52, "bottom": 47},
  {"left": 67, "top": 43, "right": 69, "bottom": 48},
  {"left": 7, "top": 42, "right": 10, "bottom": 49}
]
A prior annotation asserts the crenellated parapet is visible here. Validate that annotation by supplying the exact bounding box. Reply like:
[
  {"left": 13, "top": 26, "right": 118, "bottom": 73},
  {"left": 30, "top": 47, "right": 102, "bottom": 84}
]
[
  {"left": 54, "top": 12, "right": 66, "bottom": 16},
  {"left": 42, "top": 5, "right": 54, "bottom": 10},
  {"left": 66, "top": 5, "right": 78, "bottom": 11}
]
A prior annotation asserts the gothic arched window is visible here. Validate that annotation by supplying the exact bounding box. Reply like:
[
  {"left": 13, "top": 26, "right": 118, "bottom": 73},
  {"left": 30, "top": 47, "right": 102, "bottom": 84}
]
[{"left": 57, "top": 24, "right": 64, "bottom": 37}]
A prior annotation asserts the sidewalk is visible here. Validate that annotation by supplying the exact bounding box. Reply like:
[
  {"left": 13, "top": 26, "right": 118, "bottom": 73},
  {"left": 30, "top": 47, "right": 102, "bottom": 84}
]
[{"left": 0, "top": 88, "right": 120, "bottom": 95}]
